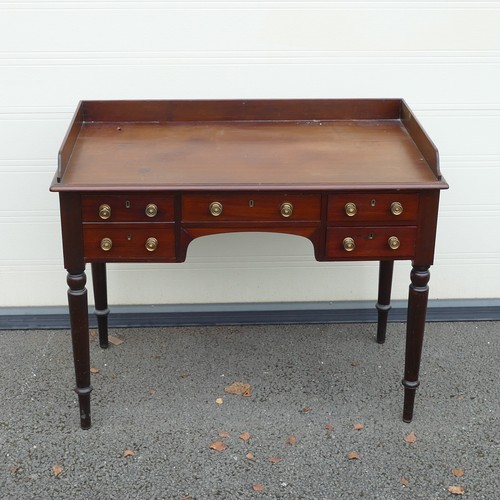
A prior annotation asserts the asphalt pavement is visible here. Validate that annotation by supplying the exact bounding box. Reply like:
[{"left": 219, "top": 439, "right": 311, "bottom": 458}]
[{"left": 1, "top": 321, "right": 498, "bottom": 499}]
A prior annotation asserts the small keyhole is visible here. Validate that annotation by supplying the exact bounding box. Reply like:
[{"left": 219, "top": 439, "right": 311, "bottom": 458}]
[
  {"left": 127, "top": 234, "right": 132, "bottom": 241},
  {"left": 368, "top": 232, "right": 375, "bottom": 240},
  {"left": 370, "top": 199, "right": 376, "bottom": 207},
  {"left": 249, "top": 200, "right": 254, "bottom": 208},
  {"left": 125, "top": 200, "right": 131, "bottom": 209}
]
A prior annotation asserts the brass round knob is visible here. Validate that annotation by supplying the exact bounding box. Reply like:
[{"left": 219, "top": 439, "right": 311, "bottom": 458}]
[
  {"left": 391, "top": 201, "right": 403, "bottom": 216},
  {"left": 388, "top": 236, "right": 400, "bottom": 250},
  {"left": 99, "top": 204, "right": 111, "bottom": 220},
  {"left": 209, "top": 201, "right": 223, "bottom": 217},
  {"left": 345, "top": 202, "right": 357, "bottom": 217},
  {"left": 100, "top": 237, "right": 112, "bottom": 251},
  {"left": 343, "top": 237, "right": 355, "bottom": 252},
  {"left": 145, "top": 237, "right": 158, "bottom": 252},
  {"left": 280, "top": 202, "right": 293, "bottom": 218},
  {"left": 145, "top": 203, "right": 158, "bottom": 218}
]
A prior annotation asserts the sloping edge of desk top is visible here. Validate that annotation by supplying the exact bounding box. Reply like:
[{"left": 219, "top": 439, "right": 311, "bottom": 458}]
[{"left": 54, "top": 99, "right": 446, "bottom": 190}]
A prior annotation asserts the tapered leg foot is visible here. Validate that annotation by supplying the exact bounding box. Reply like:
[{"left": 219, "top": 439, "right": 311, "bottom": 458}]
[
  {"left": 376, "top": 260, "right": 394, "bottom": 344},
  {"left": 67, "top": 271, "right": 92, "bottom": 429},
  {"left": 91, "top": 263, "right": 109, "bottom": 349},
  {"left": 402, "top": 265, "right": 430, "bottom": 423}
]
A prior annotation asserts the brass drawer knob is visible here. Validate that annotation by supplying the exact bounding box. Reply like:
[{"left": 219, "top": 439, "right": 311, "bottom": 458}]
[
  {"left": 391, "top": 201, "right": 403, "bottom": 216},
  {"left": 100, "top": 237, "right": 112, "bottom": 251},
  {"left": 388, "top": 236, "right": 400, "bottom": 250},
  {"left": 343, "top": 237, "right": 355, "bottom": 252},
  {"left": 345, "top": 202, "right": 357, "bottom": 217},
  {"left": 145, "top": 203, "right": 158, "bottom": 217},
  {"left": 99, "top": 204, "right": 111, "bottom": 220},
  {"left": 280, "top": 202, "right": 293, "bottom": 217},
  {"left": 209, "top": 201, "right": 223, "bottom": 217},
  {"left": 145, "top": 237, "right": 158, "bottom": 252}
]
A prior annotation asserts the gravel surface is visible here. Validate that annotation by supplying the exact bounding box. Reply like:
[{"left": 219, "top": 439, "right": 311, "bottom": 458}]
[{"left": 1, "top": 321, "right": 498, "bottom": 499}]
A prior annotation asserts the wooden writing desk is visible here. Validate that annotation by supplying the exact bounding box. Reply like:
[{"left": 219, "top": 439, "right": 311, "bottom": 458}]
[{"left": 51, "top": 99, "right": 448, "bottom": 429}]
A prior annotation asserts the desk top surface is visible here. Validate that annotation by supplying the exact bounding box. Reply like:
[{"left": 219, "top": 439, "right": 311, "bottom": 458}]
[{"left": 52, "top": 99, "right": 448, "bottom": 192}]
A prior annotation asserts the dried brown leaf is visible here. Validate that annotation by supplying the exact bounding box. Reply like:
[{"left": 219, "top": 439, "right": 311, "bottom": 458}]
[
  {"left": 180, "top": 373, "right": 190, "bottom": 379},
  {"left": 302, "top": 406, "right": 312, "bottom": 413},
  {"left": 224, "top": 382, "right": 251, "bottom": 396},
  {"left": 210, "top": 440, "right": 227, "bottom": 452},
  {"left": 347, "top": 451, "right": 361, "bottom": 460},
  {"left": 287, "top": 435, "right": 297, "bottom": 446},
  {"left": 149, "top": 389, "right": 156, "bottom": 396},
  {"left": 218, "top": 431, "right": 230, "bottom": 438},
  {"left": 122, "top": 449, "right": 135, "bottom": 458},
  {"left": 52, "top": 464, "right": 64, "bottom": 477},
  {"left": 400, "top": 476, "right": 409, "bottom": 487},
  {"left": 89, "top": 329, "right": 97, "bottom": 338},
  {"left": 252, "top": 484, "right": 264, "bottom": 492},
  {"left": 324, "top": 424, "right": 334, "bottom": 431},
  {"left": 245, "top": 452, "right": 255, "bottom": 460},
  {"left": 404, "top": 432, "right": 417, "bottom": 444},
  {"left": 351, "top": 360, "right": 361, "bottom": 367},
  {"left": 239, "top": 432, "right": 251, "bottom": 441},
  {"left": 451, "top": 468, "right": 465, "bottom": 477},
  {"left": 269, "top": 457, "right": 282, "bottom": 464},
  {"left": 353, "top": 423, "right": 364, "bottom": 430},
  {"left": 9, "top": 466, "right": 19, "bottom": 474},
  {"left": 448, "top": 485, "right": 465, "bottom": 495},
  {"left": 108, "top": 335, "right": 124, "bottom": 346},
  {"left": 90, "top": 367, "right": 99, "bottom": 374}
]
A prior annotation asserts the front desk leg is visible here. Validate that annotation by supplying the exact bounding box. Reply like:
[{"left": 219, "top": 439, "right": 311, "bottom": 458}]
[
  {"left": 376, "top": 260, "right": 394, "bottom": 344},
  {"left": 402, "top": 265, "right": 430, "bottom": 423},
  {"left": 91, "top": 263, "right": 109, "bottom": 348},
  {"left": 67, "top": 270, "right": 92, "bottom": 429}
]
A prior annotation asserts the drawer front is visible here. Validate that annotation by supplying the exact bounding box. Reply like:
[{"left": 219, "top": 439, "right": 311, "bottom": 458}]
[
  {"left": 326, "top": 226, "right": 417, "bottom": 259},
  {"left": 83, "top": 224, "right": 176, "bottom": 261},
  {"left": 82, "top": 194, "right": 175, "bottom": 222},
  {"left": 328, "top": 194, "right": 418, "bottom": 224},
  {"left": 182, "top": 193, "right": 321, "bottom": 222}
]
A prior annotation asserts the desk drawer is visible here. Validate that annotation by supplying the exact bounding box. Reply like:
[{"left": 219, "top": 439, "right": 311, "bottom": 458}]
[
  {"left": 326, "top": 226, "right": 416, "bottom": 259},
  {"left": 182, "top": 193, "right": 321, "bottom": 222},
  {"left": 82, "top": 194, "right": 175, "bottom": 222},
  {"left": 83, "top": 224, "right": 176, "bottom": 262},
  {"left": 328, "top": 194, "right": 418, "bottom": 224}
]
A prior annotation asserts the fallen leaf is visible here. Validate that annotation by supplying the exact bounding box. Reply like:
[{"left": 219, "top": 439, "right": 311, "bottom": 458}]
[
  {"left": 269, "top": 457, "right": 281, "bottom": 464},
  {"left": 448, "top": 485, "right": 465, "bottom": 495},
  {"left": 400, "top": 476, "right": 409, "bottom": 487},
  {"left": 180, "top": 373, "right": 190, "bottom": 379},
  {"left": 243, "top": 387, "right": 252, "bottom": 397},
  {"left": 404, "top": 432, "right": 417, "bottom": 444},
  {"left": 90, "top": 367, "right": 99, "bottom": 374},
  {"left": 9, "top": 466, "right": 19, "bottom": 474},
  {"left": 252, "top": 484, "right": 264, "bottom": 492},
  {"left": 122, "top": 449, "right": 135, "bottom": 458},
  {"left": 108, "top": 335, "right": 124, "bottom": 346},
  {"left": 219, "top": 431, "right": 230, "bottom": 438},
  {"left": 302, "top": 406, "right": 312, "bottom": 413},
  {"left": 245, "top": 452, "right": 255, "bottom": 460},
  {"left": 452, "top": 468, "right": 465, "bottom": 477},
  {"left": 210, "top": 440, "right": 227, "bottom": 452},
  {"left": 240, "top": 432, "right": 251, "bottom": 441},
  {"left": 181, "top": 496, "right": 192, "bottom": 500},
  {"left": 89, "top": 329, "right": 97, "bottom": 337},
  {"left": 353, "top": 423, "right": 364, "bottom": 430},
  {"left": 52, "top": 464, "right": 64, "bottom": 477},
  {"left": 149, "top": 389, "right": 156, "bottom": 396},
  {"left": 287, "top": 435, "right": 297, "bottom": 446},
  {"left": 347, "top": 451, "right": 361, "bottom": 460},
  {"left": 351, "top": 360, "right": 361, "bottom": 366},
  {"left": 324, "top": 424, "right": 334, "bottom": 431},
  {"left": 215, "top": 398, "right": 224, "bottom": 405},
  {"left": 224, "top": 382, "right": 251, "bottom": 396}
]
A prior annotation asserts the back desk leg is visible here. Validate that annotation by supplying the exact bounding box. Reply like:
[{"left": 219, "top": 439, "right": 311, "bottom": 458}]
[
  {"left": 376, "top": 260, "right": 394, "bottom": 344},
  {"left": 91, "top": 263, "right": 109, "bottom": 349}
]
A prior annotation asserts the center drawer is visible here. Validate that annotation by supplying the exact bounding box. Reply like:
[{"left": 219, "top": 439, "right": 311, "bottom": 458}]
[{"left": 182, "top": 193, "right": 321, "bottom": 222}]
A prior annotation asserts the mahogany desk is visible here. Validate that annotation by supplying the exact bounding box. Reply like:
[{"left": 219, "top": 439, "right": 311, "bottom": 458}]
[{"left": 51, "top": 99, "right": 448, "bottom": 429}]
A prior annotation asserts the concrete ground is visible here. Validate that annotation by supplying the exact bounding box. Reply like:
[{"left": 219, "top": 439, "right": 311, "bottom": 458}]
[{"left": 0, "top": 321, "right": 498, "bottom": 499}]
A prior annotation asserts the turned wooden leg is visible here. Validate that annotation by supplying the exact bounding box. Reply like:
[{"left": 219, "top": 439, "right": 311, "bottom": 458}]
[
  {"left": 402, "top": 265, "right": 430, "bottom": 423},
  {"left": 67, "top": 270, "right": 92, "bottom": 429},
  {"left": 91, "top": 263, "right": 109, "bottom": 349},
  {"left": 376, "top": 260, "right": 394, "bottom": 344}
]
